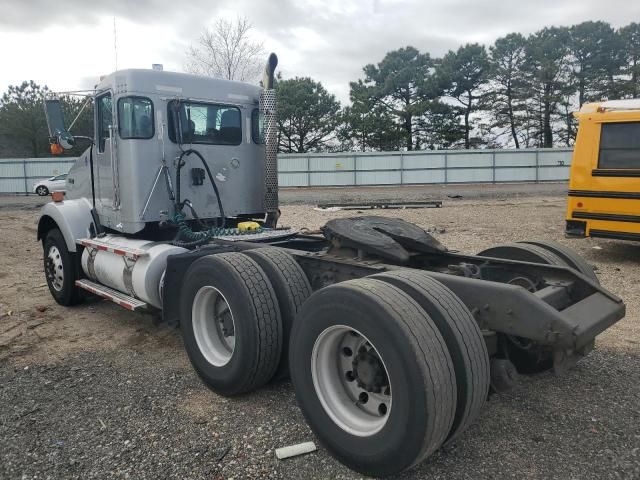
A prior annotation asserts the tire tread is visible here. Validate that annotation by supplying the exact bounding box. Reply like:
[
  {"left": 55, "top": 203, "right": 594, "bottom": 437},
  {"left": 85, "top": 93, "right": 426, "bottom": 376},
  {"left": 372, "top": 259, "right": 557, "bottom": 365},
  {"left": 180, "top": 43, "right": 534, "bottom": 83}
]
[
  {"left": 244, "top": 247, "right": 312, "bottom": 379},
  {"left": 373, "top": 270, "right": 490, "bottom": 446},
  {"left": 332, "top": 278, "right": 457, "bottom": 466},
  {"left": 518, "top": 239, "right": 599, "bottom": 283},
  {"left": 212, "top": 252, "right": 282, "bottom": 393}
]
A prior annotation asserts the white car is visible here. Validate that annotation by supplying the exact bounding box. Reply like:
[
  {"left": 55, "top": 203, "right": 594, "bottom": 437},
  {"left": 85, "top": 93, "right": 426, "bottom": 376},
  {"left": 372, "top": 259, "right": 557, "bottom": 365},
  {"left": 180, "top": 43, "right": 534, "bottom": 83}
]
[{"left": 32, "top": 174, "right": 67, "bottom": 196}]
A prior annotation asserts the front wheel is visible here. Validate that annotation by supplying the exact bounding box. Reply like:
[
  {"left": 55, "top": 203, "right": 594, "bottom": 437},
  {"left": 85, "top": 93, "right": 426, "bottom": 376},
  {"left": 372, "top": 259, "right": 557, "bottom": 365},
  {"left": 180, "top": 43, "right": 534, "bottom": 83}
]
[
  {"left": 36, "top": 185, "right": 49, "bottom": 196},
  {"left": 43, "top": 228, "right": 82, "bottom": 305}
]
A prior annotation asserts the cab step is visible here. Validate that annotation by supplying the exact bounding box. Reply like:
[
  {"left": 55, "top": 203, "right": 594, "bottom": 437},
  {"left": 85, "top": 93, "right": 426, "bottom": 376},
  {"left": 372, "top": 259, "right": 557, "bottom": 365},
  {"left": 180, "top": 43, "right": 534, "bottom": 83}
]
[
  {"left": 75, "top": 279, "right": 148, "bottom": 311},
  {"left": 78, "top": 238, "right": 148, "bottom": 260}
]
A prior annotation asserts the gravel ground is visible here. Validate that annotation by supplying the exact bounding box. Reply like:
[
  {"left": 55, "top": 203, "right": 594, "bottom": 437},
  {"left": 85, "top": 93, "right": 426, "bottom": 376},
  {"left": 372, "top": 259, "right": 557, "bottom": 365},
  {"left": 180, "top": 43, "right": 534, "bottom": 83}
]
[
  {"left": 0, "top": 182, "right": 566, "bottom": 211},
  {"left": 1, "top": 192, "right": 639, "bottom": 479},
  {"left": 278, "top": 182, "right": 567, "bottom": 205}
]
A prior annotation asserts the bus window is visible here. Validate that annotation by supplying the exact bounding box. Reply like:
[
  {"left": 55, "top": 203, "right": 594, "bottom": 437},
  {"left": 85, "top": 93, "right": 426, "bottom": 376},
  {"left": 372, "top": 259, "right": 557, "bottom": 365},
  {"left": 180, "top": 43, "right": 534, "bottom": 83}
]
[{"left": 598, "top": 122, "right": 640, "bottom": 169}]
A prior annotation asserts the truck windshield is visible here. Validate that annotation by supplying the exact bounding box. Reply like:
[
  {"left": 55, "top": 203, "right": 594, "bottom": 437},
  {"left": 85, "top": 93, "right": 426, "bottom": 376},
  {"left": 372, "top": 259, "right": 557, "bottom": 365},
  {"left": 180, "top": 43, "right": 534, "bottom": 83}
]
[{"left": 168, "top": 101, "right": 242, "bottom": 146}]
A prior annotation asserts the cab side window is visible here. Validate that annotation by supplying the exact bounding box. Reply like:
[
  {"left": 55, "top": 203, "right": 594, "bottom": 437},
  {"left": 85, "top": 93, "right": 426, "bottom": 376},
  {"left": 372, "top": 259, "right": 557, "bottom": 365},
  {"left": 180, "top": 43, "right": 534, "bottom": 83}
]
[
  {"left": 598, "top": 122, "right": 640, "bottom": 169},
  {"left": 118, "top": 97, "right": 154, "bottom": 139},
  {"left": 97, "top": 93, "right": 113, "bottom": 152},
  {"left": 251, "top": 108, "right": 264, "bottom": 144}
]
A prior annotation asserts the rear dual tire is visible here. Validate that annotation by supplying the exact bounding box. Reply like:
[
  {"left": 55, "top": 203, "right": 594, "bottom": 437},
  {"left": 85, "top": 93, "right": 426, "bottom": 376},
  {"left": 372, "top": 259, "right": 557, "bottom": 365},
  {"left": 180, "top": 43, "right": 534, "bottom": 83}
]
[
  {"left": 372, "top": 270, "right": 490, "bottom": 445},
  {"left": 478, "top": 240, "right": 598, "bottom": 374},
  {"left": 180, "top": 252, "right": 283, "bottom": 396},
  {"left": 289, "top": 275, "right": 487, "bottom": 476},
  {"left": 244, "top": 248, "right": 312, "bottom": 380},
  {"left": 518, "top": 239, "right": 599, "bottom": 283},
  {"left": 180, "top": 249, "right": 311, "bottom": 394}
]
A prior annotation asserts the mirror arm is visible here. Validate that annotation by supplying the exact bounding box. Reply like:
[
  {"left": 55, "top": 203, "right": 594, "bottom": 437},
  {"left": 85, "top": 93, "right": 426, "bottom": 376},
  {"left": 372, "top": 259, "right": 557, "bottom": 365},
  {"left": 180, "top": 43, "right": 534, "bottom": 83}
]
[
  {"left": 72, "top": 135, "right": 94, "bottom": 143},
  {"left": 67, "top": 97, "right": 93, "bottom": 132}
]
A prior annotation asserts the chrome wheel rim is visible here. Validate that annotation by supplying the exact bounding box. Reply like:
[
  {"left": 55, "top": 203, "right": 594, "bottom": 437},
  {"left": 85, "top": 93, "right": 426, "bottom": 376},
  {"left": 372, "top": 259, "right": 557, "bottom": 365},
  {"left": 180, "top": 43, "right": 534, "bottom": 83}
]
[
  {"left": 46, "top": 245, "right": 64, "bottom": 291},
  {"left": 37, "top": 186, "right": 47, "bottom": 196},
  {"left": 192, "top": 286, "right": 236, "bottom": 367},
  {"left": 311, "top": 325, "right": 392, "bottom": 437}
]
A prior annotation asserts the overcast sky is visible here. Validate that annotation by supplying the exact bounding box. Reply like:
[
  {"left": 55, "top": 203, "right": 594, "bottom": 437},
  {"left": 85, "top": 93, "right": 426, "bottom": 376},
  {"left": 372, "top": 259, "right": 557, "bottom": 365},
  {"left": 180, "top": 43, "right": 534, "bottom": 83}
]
[{"left": 0, "top": 0, "right": 638, "bottom": 103}]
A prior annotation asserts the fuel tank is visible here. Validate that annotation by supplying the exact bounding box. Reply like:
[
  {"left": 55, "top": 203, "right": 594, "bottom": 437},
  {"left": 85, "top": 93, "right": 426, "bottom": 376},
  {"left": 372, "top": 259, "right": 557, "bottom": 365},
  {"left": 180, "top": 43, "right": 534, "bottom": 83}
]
[{"left": 81, "top": 235, "right": 187, "bottom": 308}]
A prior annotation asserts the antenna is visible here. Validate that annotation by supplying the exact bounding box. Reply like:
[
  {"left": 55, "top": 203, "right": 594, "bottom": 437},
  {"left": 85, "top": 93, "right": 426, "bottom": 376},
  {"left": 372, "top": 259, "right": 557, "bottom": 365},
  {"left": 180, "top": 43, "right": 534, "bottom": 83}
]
[{"left": 113, "top": 17, "right": 118, "bottom": 71}]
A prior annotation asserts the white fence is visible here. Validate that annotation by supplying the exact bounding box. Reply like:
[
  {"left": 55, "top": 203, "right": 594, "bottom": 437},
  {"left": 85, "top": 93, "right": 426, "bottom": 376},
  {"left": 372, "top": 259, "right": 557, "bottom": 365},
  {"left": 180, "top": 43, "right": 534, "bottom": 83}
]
[
  {"left": 0, "top": 157, "right": 77, "bottom": 194},
  {"left": 278, "top": 148, "right": 573, "bottom": 187},
  {"left": 0, "top": 148, "right": 573, "bottom": 194}
]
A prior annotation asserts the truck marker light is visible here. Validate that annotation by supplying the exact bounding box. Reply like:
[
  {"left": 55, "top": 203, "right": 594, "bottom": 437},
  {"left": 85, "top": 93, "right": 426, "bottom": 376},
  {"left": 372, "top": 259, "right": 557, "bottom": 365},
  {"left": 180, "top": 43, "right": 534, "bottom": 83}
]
[{"left": 50, "top": 143, "right": 64, "bottom": 155}]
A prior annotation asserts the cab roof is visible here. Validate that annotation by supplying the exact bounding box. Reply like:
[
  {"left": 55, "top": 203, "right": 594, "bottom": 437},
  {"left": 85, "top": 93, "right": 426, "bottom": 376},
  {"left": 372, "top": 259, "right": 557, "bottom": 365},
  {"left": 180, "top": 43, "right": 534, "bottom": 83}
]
[{"left": 95, "top": 69, "right": 262, "bottom": 106}]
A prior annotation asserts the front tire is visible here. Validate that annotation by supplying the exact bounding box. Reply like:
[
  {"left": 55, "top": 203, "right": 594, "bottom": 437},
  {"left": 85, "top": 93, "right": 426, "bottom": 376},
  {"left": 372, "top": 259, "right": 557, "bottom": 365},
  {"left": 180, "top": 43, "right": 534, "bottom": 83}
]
[
  {"left": 43, "top": 228, "right": 82, "bottom": 306},
  {"left": 179, "top": 253, "right": 283, "bottom": 396},
  {"left": 36, "top": 185, "right": 49, "bottom": 196},
  {"left": 289, "top": 278, "right": 456, "bottom": 477}
]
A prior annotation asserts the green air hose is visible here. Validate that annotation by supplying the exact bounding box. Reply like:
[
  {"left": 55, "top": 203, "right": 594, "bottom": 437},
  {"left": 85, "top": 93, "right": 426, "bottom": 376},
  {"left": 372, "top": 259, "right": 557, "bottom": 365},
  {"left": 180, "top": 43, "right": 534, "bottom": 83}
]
[{"left": 171, "top": 211, "right": 264, "bottom": 248}]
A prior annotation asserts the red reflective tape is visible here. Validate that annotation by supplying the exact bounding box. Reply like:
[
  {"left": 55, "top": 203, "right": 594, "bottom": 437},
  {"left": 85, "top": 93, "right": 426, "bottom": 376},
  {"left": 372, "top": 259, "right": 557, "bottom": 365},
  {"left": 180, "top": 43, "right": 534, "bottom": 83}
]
[{"left": 117, "top": 299, "right": 134, "bottom": 310}]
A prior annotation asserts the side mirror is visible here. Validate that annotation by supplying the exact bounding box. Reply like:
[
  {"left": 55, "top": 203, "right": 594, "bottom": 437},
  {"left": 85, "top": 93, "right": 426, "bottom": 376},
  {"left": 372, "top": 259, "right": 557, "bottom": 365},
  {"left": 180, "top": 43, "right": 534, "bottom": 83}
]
[{"left": 44, "top": 99, "right": 75, "bottom": 152}]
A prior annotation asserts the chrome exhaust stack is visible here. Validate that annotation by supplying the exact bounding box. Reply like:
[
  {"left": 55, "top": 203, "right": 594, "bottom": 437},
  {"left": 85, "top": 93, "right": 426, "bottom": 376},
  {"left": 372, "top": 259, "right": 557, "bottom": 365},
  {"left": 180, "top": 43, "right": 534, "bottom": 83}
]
[{"left": 260, "top": 53, "right": 279, "bottom": 227}]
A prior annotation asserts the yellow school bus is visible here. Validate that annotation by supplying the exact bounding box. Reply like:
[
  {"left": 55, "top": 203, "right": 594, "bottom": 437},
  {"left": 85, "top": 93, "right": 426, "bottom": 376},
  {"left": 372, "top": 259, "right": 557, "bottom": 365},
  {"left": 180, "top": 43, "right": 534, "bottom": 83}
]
[{"left": 566, "top": 99, "right": 640, "bottom": 241}]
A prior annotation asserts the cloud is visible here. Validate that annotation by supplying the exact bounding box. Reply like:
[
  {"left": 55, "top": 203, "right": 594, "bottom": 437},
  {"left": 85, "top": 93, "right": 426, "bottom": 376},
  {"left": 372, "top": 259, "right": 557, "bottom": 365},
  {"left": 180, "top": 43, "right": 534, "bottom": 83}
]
[
  {"left": 0, "top": 0, "right": 639, "bottom": 103},
  {"left": 0, "top": 0, "right": 217, "bottom": 31}
]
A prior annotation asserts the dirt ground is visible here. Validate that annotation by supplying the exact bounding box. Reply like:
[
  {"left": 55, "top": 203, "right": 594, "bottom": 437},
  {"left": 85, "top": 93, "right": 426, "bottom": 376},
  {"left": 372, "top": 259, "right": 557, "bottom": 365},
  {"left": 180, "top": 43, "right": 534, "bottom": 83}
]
[{"left": 1, "top": 192, "right": 639, "bottom": 479}]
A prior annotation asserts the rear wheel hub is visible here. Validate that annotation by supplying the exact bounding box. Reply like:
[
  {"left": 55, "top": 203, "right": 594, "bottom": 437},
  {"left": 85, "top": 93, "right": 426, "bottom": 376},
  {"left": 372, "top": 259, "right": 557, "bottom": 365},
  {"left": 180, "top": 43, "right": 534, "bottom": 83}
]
[{"left": 353, "top": 348, "right": 388, "bottom": 393}]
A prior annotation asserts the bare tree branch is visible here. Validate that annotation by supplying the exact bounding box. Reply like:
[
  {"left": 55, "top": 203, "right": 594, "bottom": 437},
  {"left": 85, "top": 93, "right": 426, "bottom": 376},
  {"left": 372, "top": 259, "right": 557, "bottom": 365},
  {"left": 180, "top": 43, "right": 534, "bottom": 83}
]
[{"left": 185, "top": 16, "right": 265, "bottom": 83}]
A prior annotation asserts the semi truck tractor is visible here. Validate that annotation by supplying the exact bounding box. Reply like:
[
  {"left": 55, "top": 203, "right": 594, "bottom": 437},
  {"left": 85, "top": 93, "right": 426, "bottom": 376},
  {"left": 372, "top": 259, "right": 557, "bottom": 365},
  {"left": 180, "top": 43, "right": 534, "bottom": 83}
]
[{"left": 37, "top": 54, "right": 625, "bottom": 477}]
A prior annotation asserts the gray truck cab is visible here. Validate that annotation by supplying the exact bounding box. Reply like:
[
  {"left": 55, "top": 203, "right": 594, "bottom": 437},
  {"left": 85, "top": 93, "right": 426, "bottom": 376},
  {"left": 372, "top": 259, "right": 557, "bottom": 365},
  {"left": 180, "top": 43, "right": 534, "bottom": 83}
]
[{"left": 64, "top": 69, "right": 268, "bottom": 234}]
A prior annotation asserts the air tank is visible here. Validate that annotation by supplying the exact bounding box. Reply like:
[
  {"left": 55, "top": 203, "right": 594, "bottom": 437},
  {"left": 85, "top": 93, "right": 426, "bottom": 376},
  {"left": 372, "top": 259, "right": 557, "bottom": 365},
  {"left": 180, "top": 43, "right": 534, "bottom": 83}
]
[{"left": 81, "top": 235, "right": 187, "bottom": 308}]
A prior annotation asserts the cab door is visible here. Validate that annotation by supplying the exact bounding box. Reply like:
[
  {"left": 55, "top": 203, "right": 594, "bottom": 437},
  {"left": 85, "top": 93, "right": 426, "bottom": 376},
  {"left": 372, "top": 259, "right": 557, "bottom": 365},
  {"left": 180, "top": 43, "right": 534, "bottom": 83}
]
[{"left": 94, "top": 92, "right": 120, "bottom": 217}]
